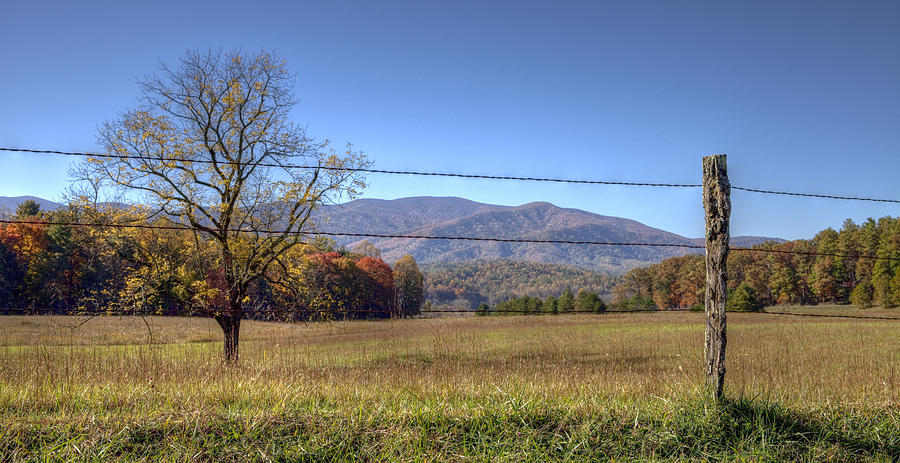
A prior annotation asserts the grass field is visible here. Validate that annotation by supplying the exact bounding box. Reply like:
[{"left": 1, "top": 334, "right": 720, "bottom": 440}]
[{"left": 2, "top": 307, "right": 899, "bottom": 461}]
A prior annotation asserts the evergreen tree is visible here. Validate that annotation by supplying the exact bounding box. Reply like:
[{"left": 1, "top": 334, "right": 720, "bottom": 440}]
[
  {"left": 890, "top": 272, "right": 900, "bottom": 308},
  {"left": 15, "top": 200, "right": 41, "bottom": 218},
  {"left": 542, "top": 295, "right": 558, "bottom": 314},
  {"left": 558, "top": 288, "right": 575, "bottom": 313},
  {"left": 575, "top": 289, "right": 606, "bottom": 313},
  {"left": 850, "top": 281, "right": 874, "bottom": 308},
  {"left": 727, "top": 283, "right": 763, "bottom": 312},
  {"left": 0, "top": 240, "right": 23, "bottom": 306},
  {"left": 526, "top": 296, "right": 542, "bottom": 314}
]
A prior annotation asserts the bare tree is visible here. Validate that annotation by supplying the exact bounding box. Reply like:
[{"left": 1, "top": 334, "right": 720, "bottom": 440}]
[{"left": 82, "top": 49, "right": 368, "bottom": 362}]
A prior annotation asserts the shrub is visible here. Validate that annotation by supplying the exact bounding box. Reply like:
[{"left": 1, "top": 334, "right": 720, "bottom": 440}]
[{"left": 475, "top": 303, "right": 490, "bottom": 316}]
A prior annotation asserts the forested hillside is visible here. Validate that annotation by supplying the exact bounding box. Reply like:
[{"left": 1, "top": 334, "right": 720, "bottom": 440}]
[
  {"left": 612, "top": 217, "right": 900, "bottom": 310},
  {"left": 423, "top": 260, "right": 618, "bottom": 307}
]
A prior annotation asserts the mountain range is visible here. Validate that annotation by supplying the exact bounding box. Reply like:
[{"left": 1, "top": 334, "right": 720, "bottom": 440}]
[
  {"left": 313, "top": 196, "right": 780, "bottom": 272},
  {"left": 0, "top": 196, "right": 64, "bottom": 214},
  {"left": 0, "top": 195, "right": 782, "bottom": 272}
]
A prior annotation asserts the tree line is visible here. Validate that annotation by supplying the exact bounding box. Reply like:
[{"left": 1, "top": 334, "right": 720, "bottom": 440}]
[
  {"left": 0, "top": 201, "right": 425, "bottom": 320},
  {"left": 611, "top": 217, "right": 900, "bottom": 310},
  {"left": 424, "top": 260, "right": 617, "bottom": 308},
  {"left": 476, "top": 288, "right": 607, "bottom": 316}
]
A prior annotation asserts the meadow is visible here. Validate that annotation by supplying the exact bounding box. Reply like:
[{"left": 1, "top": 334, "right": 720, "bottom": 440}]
[{"left": 2, "top": 307, "right": 899, "bottom": 461}]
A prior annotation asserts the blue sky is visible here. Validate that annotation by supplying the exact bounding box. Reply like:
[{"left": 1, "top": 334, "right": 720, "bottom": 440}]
[{"left": 1, "top": 0, "right": 897, "bottom": 240}]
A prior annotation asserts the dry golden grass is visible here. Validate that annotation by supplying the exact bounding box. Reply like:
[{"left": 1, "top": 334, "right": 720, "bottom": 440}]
[
  {"left": 2, "top": 307, "right": 898, "bottom": 415},
  {"left": 2, "top": 308, "right": 900, "bottom": 461}
]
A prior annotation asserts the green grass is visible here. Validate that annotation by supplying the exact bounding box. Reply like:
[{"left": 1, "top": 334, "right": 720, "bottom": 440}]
[
  {"left": 2, "top": 307, "right": 899, "bottom": 461},
  {"left": 5, "top": 395, "right": 899, "bottom": 462}
]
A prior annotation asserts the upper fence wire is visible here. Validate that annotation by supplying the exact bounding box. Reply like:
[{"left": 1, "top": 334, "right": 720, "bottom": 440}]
[{"left": 3, "top": 147, "right": 899, "bottom": 203}]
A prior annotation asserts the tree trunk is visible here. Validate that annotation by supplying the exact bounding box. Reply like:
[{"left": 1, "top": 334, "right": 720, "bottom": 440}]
[
  {"left": 217, "top": 249, "right": 243, "bottom": 363},
  {"left": 702, "top": 154, "right": 731, "bottom": 399},
  {"left": 216, "top": 314, "right": 241, "bottom": 363}
]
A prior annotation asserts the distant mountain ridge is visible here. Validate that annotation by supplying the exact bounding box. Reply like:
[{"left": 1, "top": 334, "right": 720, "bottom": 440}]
[
  {"left": 0, "top": 196, "right": 63, "bottom": 214},
  {"left": 0, "top": 195, "right": 783, "bottom": 272},
  {"left": 315, "top": 196, "right": 782, "bottom": 272}
]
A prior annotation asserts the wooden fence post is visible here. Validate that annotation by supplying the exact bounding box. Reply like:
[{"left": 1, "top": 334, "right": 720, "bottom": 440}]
[{"left": 702, "top": 154, "right": 731, "bottom": 398}]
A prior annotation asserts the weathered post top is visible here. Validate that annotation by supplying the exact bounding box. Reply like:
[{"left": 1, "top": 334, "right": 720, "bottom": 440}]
[
  {"left": 702, "top": 155, "right": 731, "bottom": 241},
  {"left": 702, "top": 154, "right": 731, "bottom": 399}
]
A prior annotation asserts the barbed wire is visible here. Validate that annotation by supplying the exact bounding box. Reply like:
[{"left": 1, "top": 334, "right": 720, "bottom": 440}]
[
  {"left": 2, "top": 218, "right": 900, "bottom": 261},
  {"left": 3, "top": 306, "right": 899, "bottom": 321},
  {"left": 0, "top": 307, "right": 655, "bottom": 316},
  {"left": 4, "top": 146, "right": 900, "bottom": 203},
  {"left": 732, "top": 186, "right": 900, "bottom": 204},
  {"left": 0, "top": 147, "right": 701, "bottom": 187},
  {"left": 0, "top": 218, "right": 706, "bottom": 249},
  {"left": 760, "top": 310, "right": 900, "bottom": 321},
  {"left": 728, "top": 246, "right": 900, "bottom": 262}
]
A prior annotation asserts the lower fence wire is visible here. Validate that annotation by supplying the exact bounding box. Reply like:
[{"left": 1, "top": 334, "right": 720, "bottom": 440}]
[{"left": 2, "top": 307, "right": 899, "bottom": 320}]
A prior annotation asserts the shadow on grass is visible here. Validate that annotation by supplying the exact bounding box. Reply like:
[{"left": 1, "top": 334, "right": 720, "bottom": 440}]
[{"left": 700, "top": 396, "right": 900, "bottom": 460}]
